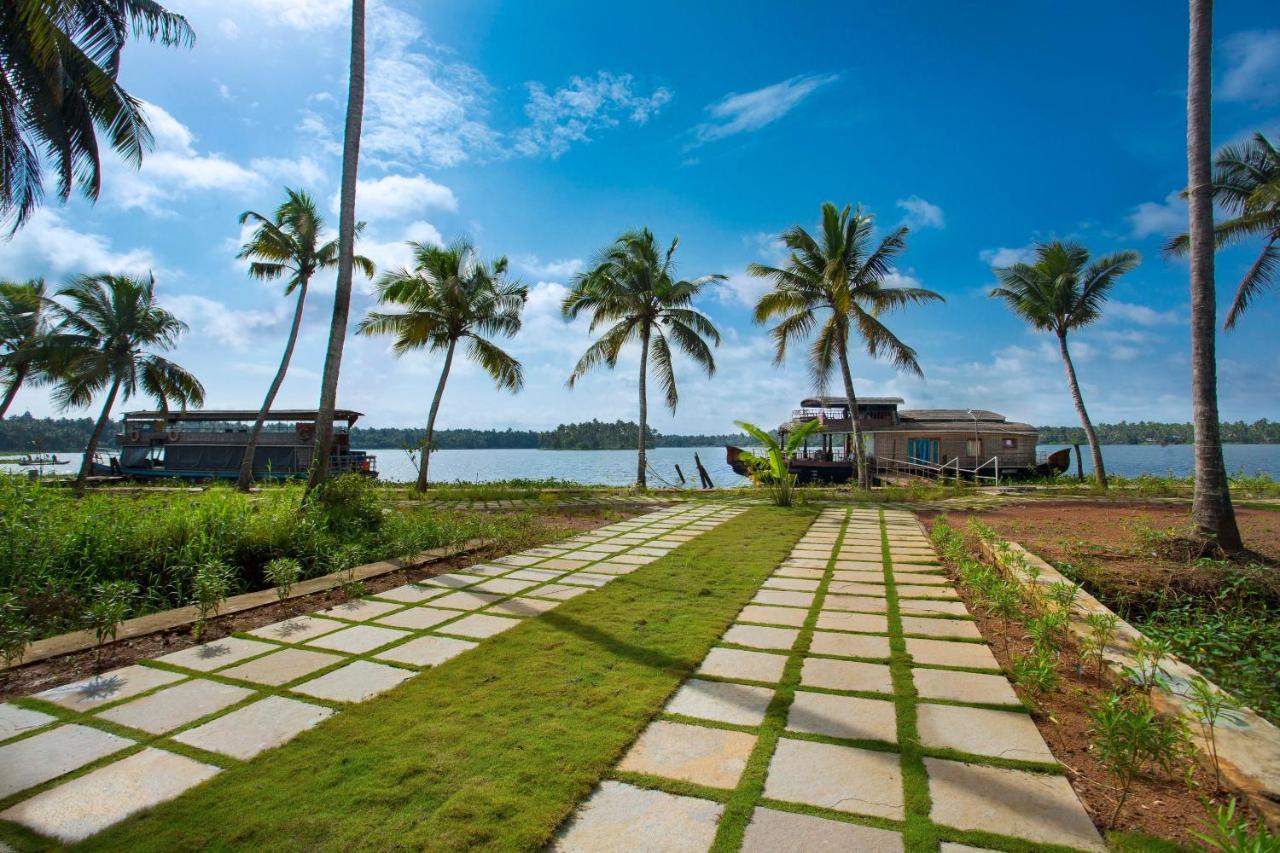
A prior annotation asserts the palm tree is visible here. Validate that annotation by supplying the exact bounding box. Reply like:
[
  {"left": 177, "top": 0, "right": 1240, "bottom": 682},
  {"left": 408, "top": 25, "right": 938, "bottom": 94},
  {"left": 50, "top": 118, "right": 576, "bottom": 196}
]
[
  {"left": 749, "top": 202, "right": 943, "bottom": 489},
  {"left": 0, "top": 279, "right": 52, "bottom": 417},
  {"left": 563, "top": 229, "right": 723, "bottom": 488},
  {"left": 990, "top": 242, "right": 1138, "bottom": 489},
  {"left": 234, "top": 189, "right": 374, "bottom": 491},
  {"left": 50, "top": 274, "right": 203, "bottom": 493},
  {"left": 357, "top": 240, "right": 526, "bottom": 491},
  {"left": 307, "top": 0, "right": 366, "bottom": 497},
  {"left": 0, "top": 0, "right": 194, "bottom": 231},
  {"left": 1166, "top": 132, "right": 1279, "bottom": 330},
  {"left": 1182, "top": 0, "right": 1243, "bottom": 551}
]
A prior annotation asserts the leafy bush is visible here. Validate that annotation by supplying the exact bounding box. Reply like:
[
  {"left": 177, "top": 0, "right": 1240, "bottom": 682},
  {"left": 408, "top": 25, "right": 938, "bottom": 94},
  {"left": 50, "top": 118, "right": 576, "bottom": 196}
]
[
  {"left": 264, "top": 558, "right": 301, "bottom": 602},
  {"left": 190, "top": 558, "right": 235, "bottom": 641},
  {"left": 1089, "top": 691, "right": 1192, "bottom": 825},
  {"left": 84, "top": 580, "right": 135, "bottom": 665}
]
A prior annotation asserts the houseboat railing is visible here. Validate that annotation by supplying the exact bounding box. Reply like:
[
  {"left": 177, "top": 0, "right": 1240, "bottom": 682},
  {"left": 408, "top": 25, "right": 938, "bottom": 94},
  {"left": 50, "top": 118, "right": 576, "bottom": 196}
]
[{"left": 873, "top": 454, "right": 1000, "bottom": 484}]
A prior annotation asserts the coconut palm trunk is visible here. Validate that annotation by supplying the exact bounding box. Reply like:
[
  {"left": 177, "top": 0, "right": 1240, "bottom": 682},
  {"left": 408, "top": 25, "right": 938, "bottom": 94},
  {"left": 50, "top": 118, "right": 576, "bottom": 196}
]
[
  {"left": 417, "top": 338, "right": 456, "bottom": 492},
  {"left": 835, "top": 340, "right": 868, "bottom": 489},
  {"left": 636, "top": 325, "right": 650, "bottom": 488},
  {"left": 238, "top": 282, "right": 308, "bottom": 491},
  {"left": 308, "top": 0, "right": 365, "bottom": 496},
  {"left": 1186, "top": 0, "right": 1243, "bottom": 551},
  {"left": 75, "top": 377, "right": 121, "bottom": 493},
  {"left": 1056, "top": 331, "right": 1107, "bottom": 488},
  {"left": 0, "top": 363, "right": 28, "bottom": 418}
]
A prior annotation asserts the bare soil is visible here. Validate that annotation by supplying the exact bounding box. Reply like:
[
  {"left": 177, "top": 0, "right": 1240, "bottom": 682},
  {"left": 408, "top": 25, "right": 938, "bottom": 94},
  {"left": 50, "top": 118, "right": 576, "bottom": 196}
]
[{"left": 0, "top": 507, "right": 623, "bottom": 702}]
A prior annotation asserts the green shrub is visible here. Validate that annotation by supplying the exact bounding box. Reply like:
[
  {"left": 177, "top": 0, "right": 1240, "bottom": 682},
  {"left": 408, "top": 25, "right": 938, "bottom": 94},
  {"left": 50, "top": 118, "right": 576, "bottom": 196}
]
[
  {"left": 84, "top": 580, "right": 135, "bottom": 666},
  {"left": 264, "top": 558, "right": 301, "bottom": 602},
  {"left": 1193, "top": 798, "right": 1280, "bottom": 852},
  {"left": 190, "top": 558, "right": 235, "bottom": 641},
  {"left": 0, "top": 591, "right": 32, "bottom": 669},
  {"left": 1089, "top": 691, "right": 1192, "bottom": 825}
]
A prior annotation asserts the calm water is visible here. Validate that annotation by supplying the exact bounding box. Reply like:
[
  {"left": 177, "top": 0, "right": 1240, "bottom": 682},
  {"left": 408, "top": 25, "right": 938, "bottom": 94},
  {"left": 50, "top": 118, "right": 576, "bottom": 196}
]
[{"left": 4, "top": 444, "right": 1278, "bottom": 485}]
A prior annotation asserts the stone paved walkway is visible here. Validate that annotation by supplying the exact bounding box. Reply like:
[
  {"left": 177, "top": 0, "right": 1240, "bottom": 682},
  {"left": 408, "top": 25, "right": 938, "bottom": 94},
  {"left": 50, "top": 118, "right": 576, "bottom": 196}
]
[
  {"left": 0, "top": 503, "right": 744, "bottom": 844},
  {"left": 551, "top": 507, "right": 1106, "bottom": 853}
]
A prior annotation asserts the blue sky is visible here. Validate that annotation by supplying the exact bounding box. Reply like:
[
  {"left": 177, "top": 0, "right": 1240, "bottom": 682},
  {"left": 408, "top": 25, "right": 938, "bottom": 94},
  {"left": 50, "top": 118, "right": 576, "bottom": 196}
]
[{"left": 2, "top": 1, "right": 1278, "bottom": 432}]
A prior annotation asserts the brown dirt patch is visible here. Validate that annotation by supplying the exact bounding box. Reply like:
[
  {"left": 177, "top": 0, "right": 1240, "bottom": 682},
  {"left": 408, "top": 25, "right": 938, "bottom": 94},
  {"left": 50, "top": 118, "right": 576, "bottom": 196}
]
[
  {"left": 0, "top": 506, "right": 625, "bottom": 702},
  {"left": 935, "top": 528, "right": 1270, "bottom": 844}
]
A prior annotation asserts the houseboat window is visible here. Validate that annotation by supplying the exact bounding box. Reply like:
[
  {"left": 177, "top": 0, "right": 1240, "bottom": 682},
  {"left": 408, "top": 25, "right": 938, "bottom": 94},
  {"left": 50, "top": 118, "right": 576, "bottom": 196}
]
[
  {"left": 966, "top": 438, "right": 982, "bottom": 456},
  {"left": 1002, "top": 437, "right": 1017, "bottom": 448}
]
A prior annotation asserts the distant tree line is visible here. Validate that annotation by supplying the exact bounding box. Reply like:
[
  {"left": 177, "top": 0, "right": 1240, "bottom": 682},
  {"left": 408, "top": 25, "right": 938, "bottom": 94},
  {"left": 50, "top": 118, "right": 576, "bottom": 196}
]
[
  {"left": 1037, "top": 420, "right": 1280, "bottom": 445},
  {"left": 0, "top": 413, "right": 752, "bottom": 452}
]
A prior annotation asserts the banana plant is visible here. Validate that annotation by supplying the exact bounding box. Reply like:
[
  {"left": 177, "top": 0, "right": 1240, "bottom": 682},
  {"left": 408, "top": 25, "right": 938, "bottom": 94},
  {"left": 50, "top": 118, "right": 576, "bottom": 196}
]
[{"left": 734, "top": 418, "right": 822, "bottom": 506}]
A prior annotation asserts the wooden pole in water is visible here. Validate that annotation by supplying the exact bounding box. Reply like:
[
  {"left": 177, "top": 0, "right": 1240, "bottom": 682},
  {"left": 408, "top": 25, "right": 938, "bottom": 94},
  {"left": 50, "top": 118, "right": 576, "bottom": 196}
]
[
  {"left": 674, "top": 464, "right": 686, "bottom": 485},
  {"left": 693, "top": 453, "right": 714, "bottom": 489}
]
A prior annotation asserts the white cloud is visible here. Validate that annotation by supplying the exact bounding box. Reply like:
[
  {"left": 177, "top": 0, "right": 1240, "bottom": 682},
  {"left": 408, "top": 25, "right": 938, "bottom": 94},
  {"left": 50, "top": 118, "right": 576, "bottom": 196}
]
[
  {"left": 250, "top": 155, "right": 327, "bottom": 187},
  {"left": 514, "top": 256, "right": 585, "bottom": 280},
  {"left": 1220, "top": 30, "right": 1280, "bottom": 104},
  {"left": 1127, "top": 190, "right": 1185, "bottom": 239},
  {"left": 240, "top": 0, "right": 348, "bottom": 30},
  {"left": 356, "top": 221, "right": 445, "bottom": 289},
  {"left": 0, "top": 210, "right": 156, "bottom": 275},
  {"left": 161, "top": 294, "right": 285, "bottom": 349},
  {"left": 716, "top": 270, "right": 772, "bottom": 309},
  {"left": 691, "top": 73, "right": 839, "bottom": 146},
  {"left": 336, "top": 174, "right": 458, "bottom": 220},
  {"left": 1106, "top": 301, "right": 1183, "bottom": 326},
  {"left": 896, "top": 196, "right": 945, "bottom": 230},
  {"left": 108, "top": 102, "right": 262, "bottom": 214},
  {"left": 979, "top": 246, "right": 1036, "bottom": 267},
  {"left": 217, "top": 18, "right": 239, "bottom": 39},
  {"left": 512, "top": 72, "right": 672, "bottom": 158}
]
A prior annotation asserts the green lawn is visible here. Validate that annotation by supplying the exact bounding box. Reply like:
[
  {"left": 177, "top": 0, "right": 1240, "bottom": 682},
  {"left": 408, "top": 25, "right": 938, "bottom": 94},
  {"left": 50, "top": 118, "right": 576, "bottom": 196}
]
[{"left": 77, "top": 505, "right": 813, "bottom": 852}]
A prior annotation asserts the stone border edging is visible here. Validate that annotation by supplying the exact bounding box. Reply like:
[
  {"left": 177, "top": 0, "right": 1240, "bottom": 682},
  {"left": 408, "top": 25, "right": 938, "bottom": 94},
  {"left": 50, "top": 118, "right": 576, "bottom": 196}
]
[
  {"left": 977, "top": 537, "right": 1280, "bottom": 830},
  {"left": 10, "top": 539, "right": 491, "bottom": 669}
]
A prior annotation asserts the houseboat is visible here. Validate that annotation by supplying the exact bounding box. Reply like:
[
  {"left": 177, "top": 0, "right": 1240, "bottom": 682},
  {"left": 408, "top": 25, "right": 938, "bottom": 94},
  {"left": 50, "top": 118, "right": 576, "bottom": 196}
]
[
  {"left": 99, "top": 409, "right": 377, "bottom": 481},
  {"left": 727, "top": 397, "right": 1065, "bottom": 484}
]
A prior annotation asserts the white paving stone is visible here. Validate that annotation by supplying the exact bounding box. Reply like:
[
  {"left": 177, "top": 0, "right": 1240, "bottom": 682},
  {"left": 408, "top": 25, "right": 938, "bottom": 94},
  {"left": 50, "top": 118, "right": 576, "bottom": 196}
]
[
  {"left": 664, "top": 678, "right": 774, "bottom": 727},
  {"left": 292, "top": 660, "right": 415, "bottom": 703},
  {"left": 247, "top": 615, "right": 344, "bottom": 644},
  {"left": 0, "top": 725, "right": 132, "bottom": 799},
  {"left": 741, "top": 807, "right": 904, "bottom": 852},
  {"left": 35, "top": 665, "right": 184, "bottom": 712},
  {"left": 173, "top": 696, "right": 333, "bottom": 759},
  {"left": 97, "top": 680, "right": 254, "bottom": 735},
  {"left": 551, "top": 781, "right": 723, "bottom": 853},
  {"left": 304, "top": 624, "right": 410, "bottom": 654},
  {"left": 218, "top": 648, "right": 342, "bottom": 686},
  {"left": 153, "top": 637, "right": 277, "bottom": 672},
  {"left": 763, "top": 738, "right": 904, "bottom": 819},
  {"left": 440, "top": 613, "right": 521, "bottom": 639},
  {"left": 0, "top": 703, "right": 55, "bottom": 740},
  {"left": 374, "top": 635, "right": 477, "bottom": 667},
  {"left": 315, "top": 598, "right": 404, "bottom": 622}
]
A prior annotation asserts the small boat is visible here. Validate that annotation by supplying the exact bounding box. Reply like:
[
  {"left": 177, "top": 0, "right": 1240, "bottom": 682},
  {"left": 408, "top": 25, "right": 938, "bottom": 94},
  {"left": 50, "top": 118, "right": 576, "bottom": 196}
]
[{"left": 16, "top": 454, "right": 69, "bottom": 467}]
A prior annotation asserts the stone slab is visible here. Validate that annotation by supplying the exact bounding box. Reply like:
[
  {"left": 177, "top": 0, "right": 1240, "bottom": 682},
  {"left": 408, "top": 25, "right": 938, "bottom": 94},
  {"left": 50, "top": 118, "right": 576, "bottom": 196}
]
[
  {"left": 420, "top": 572, "right": 477, "bottom": 589},
  {"left": 808, "top": 630, "right": 892, "bottom": 659},
  {"left": 305, "top": 624, "right": 411, "bottom": 654},
  {"left": 800, "top": 658, "right": 894, "bottom": 695},
  {"left": 375, "top": 606, "right": 460, "bottom": 630},
  {"left": 153, "top": 637, "right": 277, "bottom": 672},
  {"left": 822, "top": 595, "right": 888, "bottom": 614},
  {"left": 460, "top": 563, "right": 512, "bottom": 577},
  {"left": 723, "top": 624, "right": 799, "bottom": 651},
  {"left": 898, "top": 599, "right": 970, "bottom": 617},
  {"left": 0, "top": 704, "right": 55, "bottom": 741},
  {"left": 562, "top": 572, "right": 616, "bottom": 588},
  {"left": 890, "top": 572, "right": 949, "bottom": 585},
  {"left": 293, "top": 660, "right": 415, "bottom": 703},
  {"left": 917, "top": 704, "right": 1053, "bottom": 762},
  {"left": 0, "top": 748, "right": 219, "bottom": 843},
  {"left": 374, "top": 583, "right": 441, "bottom": 603},
  {"left": 35, "top": 665, "right": 184, "bottom": 712},
  {"left": 316, "top": 598, "right": 404, "bottom": 622},
  {"left": 505, "top": 568, "right": 565, "bottom": 582},
  {"left": 219, "top": 647, "right": 341, "bottom": 686},
  {"left": 897, "top": 585, "right": 960, "bottom": 600},
  {"left": 440, "top": 613, "right": 521, "bottom": 639},
  {"left": 741, "top": 807, "right": 904, "bottom": 853},
  {"left": 738, "top": 605, "right": 809, "bottom": 627},
  {"left": 762, "top": 577, "right": 821, "bottom": 592},
  {"left": 496, "top": 554, "right": 543, "bottom": 566},
  {"left": 751, "top": 590, "right": 815, "bottom": 608},
  {"left": 618, "top": 720, "right": 756, "bottom": 789},
  {"left": 815, "top": 612, "right": 889, "bottom": 635},
  {"left": 247, "top": 615, "right": 344, "bottom": 644},
  {"left": 471, "top": 578, "right": 537, "bottom": 595},
  {"left": 529, "top": 584, "right": 590, "bottom": 601},
  {"left": 925, "top": 758, "right": 1105, "bottom": 851},
  {"left": 487, "top": 597, "right": 560, "bottom": 617},
  {"left": 900, "top": 617, "right": 982, "bottom": 640},
  {"left": 585, "top": 562, "right": 640, "bottom": 575},
  {"left": 97, "top": 679, "right": 254, "bottom": 735},
  {"left": 664, "top": 678, "right": 775, "bottom": 727},
  {"left": 540, "top": 558, "right": 592, "bottom": 570},
  {"left": 0, "top": 724, "right": 132, "bottom": 799},
  {"left": 375, "top": 635, "right": 477, "bottom": 667},
  {"left": 787, "top": 691, "right": 897, "bottom": 743},
  {"left": 550, "top": 781, "right": 723, "bottom": 853},
  {"left": 826, "top": 581, "right": 886, "bottom": 597},
  {"left": 913, "top": 669, "right": 1021, "bottom": 706},
  {"left": 173, "top": 695, "right": 332, "bottom": 759},
  {"left": 764, "top": 739, "right": 904, "bottom": 819},
  {"left": 832, "top": 570, "right": 887, "bottom": 583},
  {"left": 696, "top": 647, "right": 788, "bottom": 683},
  {"left": 425, "top": 591, "right": 505, "bottom": 612},
  {"left": 906, "top": 639, "right": 1000, "bottom": 670}
]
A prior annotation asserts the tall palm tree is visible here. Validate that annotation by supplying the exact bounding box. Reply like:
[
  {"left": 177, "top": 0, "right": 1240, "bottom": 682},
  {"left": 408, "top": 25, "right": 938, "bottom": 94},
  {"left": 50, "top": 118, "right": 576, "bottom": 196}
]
[
  {"left": 749, "top": 202, "right": 943, "bottom": 489},
  {"left": 563, "top": 229, "right": 723, "bottom": 488},
  {"left": 307, "top": 0, "right": 366, "bottom": 497},
  {"left": 1166, "top": 132, "right": 1279, "bottom": 330},
  {"left": 990, "top": 242, "right": 1138, "bottom": 489},
  {"left": 234, "top": 189, "right": 374, "bottom": 491},
  {"left": 0, "top": 279, "right": 52, "bottom": 417},
  {"left": 0, "top": 0, "right": 194, "bottom": 231},
  {"left": 357, "top": 240, "right": 526, "bottom": 491},
  {"left": 1182, "top": 0, "right": 1242, "bottom": 551},
  {"left": 50, "top": 274, "right": 203, "bottom": 493}
]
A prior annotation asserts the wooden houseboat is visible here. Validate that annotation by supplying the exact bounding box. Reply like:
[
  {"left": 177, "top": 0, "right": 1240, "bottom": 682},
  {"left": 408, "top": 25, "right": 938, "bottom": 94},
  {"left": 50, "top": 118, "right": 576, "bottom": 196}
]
[
  {"left": 727, "top": 397, "right": 1063, "bottom": 484},
  {"left": 100, "top": 409, "right": 377, "bottom": 481}
]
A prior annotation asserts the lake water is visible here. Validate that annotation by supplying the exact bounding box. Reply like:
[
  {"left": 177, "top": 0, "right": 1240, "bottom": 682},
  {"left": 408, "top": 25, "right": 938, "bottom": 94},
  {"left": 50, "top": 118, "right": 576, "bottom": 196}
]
[{"left": 4, "top": 444, "right": 1278, "bottom": 485}]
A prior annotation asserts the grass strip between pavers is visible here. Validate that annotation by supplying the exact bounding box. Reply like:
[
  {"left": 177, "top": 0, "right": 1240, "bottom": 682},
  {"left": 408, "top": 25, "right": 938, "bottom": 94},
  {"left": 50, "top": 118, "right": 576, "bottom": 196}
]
[{"left": 63, "top": 506, "right": 814, "bottom": 853}]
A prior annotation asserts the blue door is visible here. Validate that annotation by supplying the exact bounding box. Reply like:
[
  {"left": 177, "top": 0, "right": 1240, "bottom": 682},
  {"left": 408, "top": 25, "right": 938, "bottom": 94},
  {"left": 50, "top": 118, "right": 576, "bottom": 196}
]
[{"left": 908, "top": 438, "right": 939, "bottom": 463}]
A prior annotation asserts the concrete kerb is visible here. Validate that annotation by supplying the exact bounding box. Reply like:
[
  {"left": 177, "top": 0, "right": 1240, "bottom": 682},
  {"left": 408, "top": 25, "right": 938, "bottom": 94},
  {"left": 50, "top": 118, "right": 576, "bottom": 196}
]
[
  {"left": 976, "top": 536, "right": 1280, "bottom": 830},
  {"left": 9, "top": 539, "right": 492, "bottom": 669}
]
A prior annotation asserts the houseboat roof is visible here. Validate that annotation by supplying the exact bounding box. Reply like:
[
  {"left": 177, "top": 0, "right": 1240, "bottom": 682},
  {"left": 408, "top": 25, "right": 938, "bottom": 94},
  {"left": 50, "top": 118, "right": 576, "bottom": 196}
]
[
  {"left": 800, "top": 396, "right": 904, "bottom": 408},
  {"left": 899, "top": 409, "right": 1004, "bottom": 422},
  {"left": 124, "top": 409, "right": 365, "bottom": 425},
  {"left": 890, "top": 411, "right": 1036, "bottom": 434}
]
